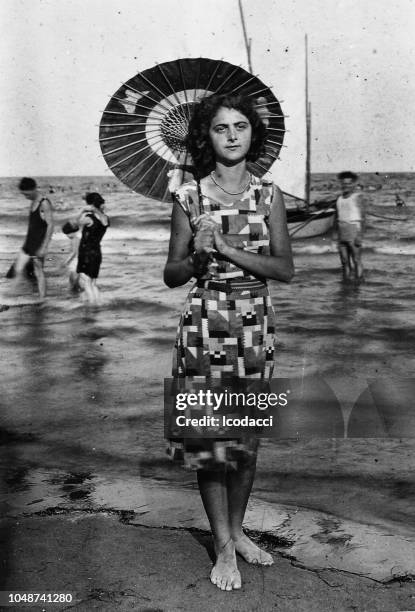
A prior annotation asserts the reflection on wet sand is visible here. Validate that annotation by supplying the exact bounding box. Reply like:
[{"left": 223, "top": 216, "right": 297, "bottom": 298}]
[{"left": 1, "top": 294, "right": 415, "bottom": 534}]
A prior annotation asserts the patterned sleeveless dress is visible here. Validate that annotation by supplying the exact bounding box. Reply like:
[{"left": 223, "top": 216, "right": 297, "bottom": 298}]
[{"left": 168, "top": 175, "right": 277, "bottom": 470}]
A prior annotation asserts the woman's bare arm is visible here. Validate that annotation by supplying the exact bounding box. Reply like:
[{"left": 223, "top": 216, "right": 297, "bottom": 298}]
[
  {"left": 76, "top": 211, "right": 93, "bottom": 227},
  {"left": 163, "top": 202, "right": 212, "bottom": 288}
]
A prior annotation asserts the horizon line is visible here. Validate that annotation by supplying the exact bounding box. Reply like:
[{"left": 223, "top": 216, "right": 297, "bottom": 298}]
[{"left": 0, "top": 170, "right": 413, "bottom": 179}]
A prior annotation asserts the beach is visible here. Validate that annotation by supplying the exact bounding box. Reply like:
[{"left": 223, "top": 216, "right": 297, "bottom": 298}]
[{"left": 1, "top": 173, "right": 415, "bottom": 609}]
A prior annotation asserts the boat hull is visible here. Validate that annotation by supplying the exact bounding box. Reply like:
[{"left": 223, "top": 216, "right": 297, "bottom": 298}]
[{"left": 288, "top": 209, "right": 335, "bottom": 239}]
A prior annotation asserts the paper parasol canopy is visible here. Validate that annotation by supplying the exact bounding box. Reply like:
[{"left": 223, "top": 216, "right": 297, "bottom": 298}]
[{"left": 100, "top": 57, "right": 285, "bottom": 202}]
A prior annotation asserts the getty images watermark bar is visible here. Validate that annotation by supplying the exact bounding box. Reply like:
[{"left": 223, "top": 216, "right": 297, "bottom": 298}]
[
  {"left": 164, "top": 377, "right": 286, "bottom": 439},
  {"left": 164, "top": 377, "right": 415, "bottom": 439}
]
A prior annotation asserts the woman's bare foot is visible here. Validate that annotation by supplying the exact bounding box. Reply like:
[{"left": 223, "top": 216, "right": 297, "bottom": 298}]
[
  {"left": 210, "top": 539, "right": 241, "bottom": 591},
  {"left": 233, "top": 533, "right": 274, "bottom": 566}
]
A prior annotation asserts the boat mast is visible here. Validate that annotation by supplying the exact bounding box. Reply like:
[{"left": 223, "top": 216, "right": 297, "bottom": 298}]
[
  {"left": 305, "top": 34, "right": 311, "bottom": 207},
  {"left": 238, "top": 0, "right": 253, "bottom": 73},
  {"left": 238, "top": 3, "right": 310, "bottom": 206}
]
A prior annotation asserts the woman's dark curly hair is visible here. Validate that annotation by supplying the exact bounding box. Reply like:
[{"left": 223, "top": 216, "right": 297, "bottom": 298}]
[{"left": 186, "top": 94, "right": 267, "bottom": 177}]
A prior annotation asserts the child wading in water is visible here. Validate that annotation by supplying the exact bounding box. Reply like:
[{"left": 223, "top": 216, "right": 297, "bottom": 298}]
[
  {"left": 164, "top": 93, "right": 294, "bottom": 591},
  {"left": 61, "top": 221, "right": 80, "bottom": 291}
]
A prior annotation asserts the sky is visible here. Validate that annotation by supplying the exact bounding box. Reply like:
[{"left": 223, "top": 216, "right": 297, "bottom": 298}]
[{"left": 0, "top": 0, "right": 414, "bottom": 190}]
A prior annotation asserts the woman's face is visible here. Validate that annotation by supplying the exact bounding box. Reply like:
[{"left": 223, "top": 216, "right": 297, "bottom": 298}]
[{"left": 208, "top": 107, "right": 252, "bottom": 165}]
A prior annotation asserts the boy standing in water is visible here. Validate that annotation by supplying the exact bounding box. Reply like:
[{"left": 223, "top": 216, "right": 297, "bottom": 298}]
[
  {"left": 14, "top": 177, "right": 54, "bottom": 298},
  {"left": 336, "top": 171, "right": 365, "bottom": 280}
]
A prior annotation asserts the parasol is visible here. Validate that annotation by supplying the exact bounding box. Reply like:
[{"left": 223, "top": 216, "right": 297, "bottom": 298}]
[{"left": 99, "top": 57, "right": 285, "bottom": 202}]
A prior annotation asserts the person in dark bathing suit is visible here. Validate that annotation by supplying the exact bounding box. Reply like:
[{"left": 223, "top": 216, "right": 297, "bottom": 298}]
[
  {"left": 76, "top": 192, "right": 109, "bottom": 304},
  {"left": 14, "top": 177, "right": 54, "bottom": 298}
]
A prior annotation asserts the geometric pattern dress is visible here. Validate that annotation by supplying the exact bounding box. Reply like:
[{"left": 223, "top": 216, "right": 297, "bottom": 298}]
[{"left": 167, "top": 175, "right": 278, "bottom": 470}]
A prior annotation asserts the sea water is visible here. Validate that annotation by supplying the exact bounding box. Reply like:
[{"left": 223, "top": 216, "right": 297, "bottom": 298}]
[{"left": 1, "top": 173, "right": 414, "bottom": 531}]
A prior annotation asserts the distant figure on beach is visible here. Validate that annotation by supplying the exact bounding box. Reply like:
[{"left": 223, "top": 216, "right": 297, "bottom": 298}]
[
  {"left": 61, "top": 221, "right": 81, "bottom": 291},
  {"left": 76, "top": 192, "right": 109, "bottom": 304},
  {"left": 12, "top": 177, "right": 54, "bottom": 298},
  {"left": 336, "top": 171, "right": 365, "bottom": 280},
  {"left": 395, "top": 193, "right": 406, "bottom": 208},
  {"left": 164, "top": 94, "right": 294, "bottom": 591}
]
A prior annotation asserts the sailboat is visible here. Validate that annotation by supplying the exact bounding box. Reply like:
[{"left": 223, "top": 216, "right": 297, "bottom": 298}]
[
  {"left": 238, "top": 3, "right": 336, "bottom": 239},
  {"left": 284, "top": 35, "right": 336, "bottom": 239},
  {"left": 286, "top": 205, "right": 336, "bottom": 239}
]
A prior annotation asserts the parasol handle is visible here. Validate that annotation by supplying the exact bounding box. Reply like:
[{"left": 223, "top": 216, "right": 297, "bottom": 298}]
[{"left": 196, "top": 179, "right": 204, "bottom": 216}]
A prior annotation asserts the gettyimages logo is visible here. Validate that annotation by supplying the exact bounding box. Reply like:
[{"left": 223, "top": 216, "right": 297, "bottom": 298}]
[
  {"left": 165, "top": 378, "right": 285, "bottom": 438},
  {"left": 164, "top": 376, "right": 415, "bottom": 439}
]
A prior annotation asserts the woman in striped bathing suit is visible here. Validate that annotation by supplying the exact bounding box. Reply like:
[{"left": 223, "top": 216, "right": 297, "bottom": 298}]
[{"left": 164, "top": 93, "right": 294, "bottom": 591}]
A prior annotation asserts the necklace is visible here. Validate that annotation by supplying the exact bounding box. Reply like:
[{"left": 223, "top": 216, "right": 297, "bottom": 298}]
[{"left": 210, "top": 171, "right": 251, "bottom": 196}]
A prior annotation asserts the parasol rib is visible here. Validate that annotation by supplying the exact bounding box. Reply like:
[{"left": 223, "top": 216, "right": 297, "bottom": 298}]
[
  {"left": 161, "top": 180, "right": 172, "bottom": 203},
  {"left": 263, "top": 150, "right": 282, "bottom": 162},
  {"left": 202, "top": 60, "right": 225, "bottom": 97},
  {"left": 246, "top": 86, "right": 279, "bottom": 98},
  {"left": 251, "top": 160, "right": 273, "bottom": 174},
  {"left": 108, "top": 141, "right": 161, "bottom": 170},
  {"left": 156, "top": 63, "right": 189, "bottom": 125},
  {"left": 192, "top": 58, "right": 202, "bottom": 104},
  {"left": 103, "top": 110, "right": 163, "bottom": 120},
  {"left": 99, "top": 129, "right": 161, "bottom": 143},
  {"left": 120, "top": 82, "right": 173, "bottom": 113},
  {"left": 147, "top": 156, "right": 172, "bottom": 197},
  {"left": 254, "top": 100, "right": 284, "bottom": 107},
  {"left": 103, "top": 134, "right": 162, "bottom": 157},
  {"left": 118, "top": 142, "right": 176, "bottom": 181},
  {"left": 129, "top": 150, "right": 173, "bottom": 191},
  {"left": 213, "top": 65, "right": 244, "bottom": 95},
  {"left": 123, "top": 81, "right": 176, "bottom": 112},
  {"left": 266, "top": 139, "right": 286, "bottom": 148},
  {"left": 225, "top": 74, "right": 258, "bottom": 95},
  {"left": 134, "top": 71, "right": 181, "bottom": 112},
  {"left": 101, "top": 121, "right": 170, "bottom": 129},
  {"left": 176, "top": 59, "right": 191, "bottom": 122},
  {"left": 110, "top": 95, "right": 166, "bottom": 118}
]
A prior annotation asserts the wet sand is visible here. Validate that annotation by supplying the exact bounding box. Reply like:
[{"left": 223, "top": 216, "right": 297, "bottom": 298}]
[
  {"left": 3, "top": 514, "right": 415, "bottom": 611},
  {"left": 1, "top": 300, "right": 415, "bottom": 546},
  {"left": 2, "top": 332, "right": 415, "bottom": 593}
]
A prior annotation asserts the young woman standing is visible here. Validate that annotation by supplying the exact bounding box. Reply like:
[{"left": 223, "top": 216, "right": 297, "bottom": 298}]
[{"left": 164, "top": 94, "right": 294, "bottom": 591}]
